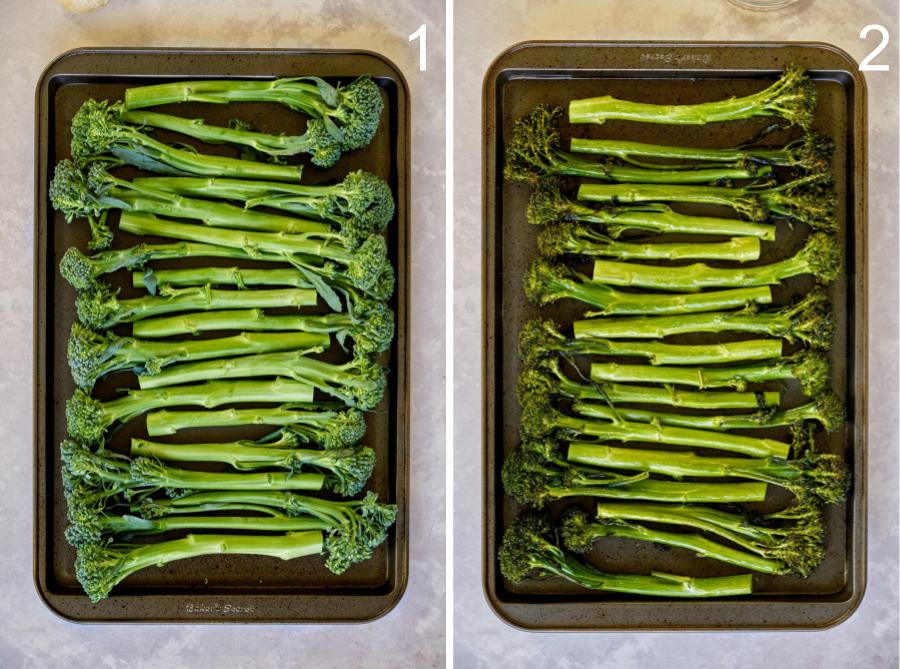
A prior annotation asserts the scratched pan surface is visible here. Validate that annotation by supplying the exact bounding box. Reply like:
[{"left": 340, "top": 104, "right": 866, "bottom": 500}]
[
  {"left": 482, "top": 42, "right": 867, "bottom": 630},
  {"left": 34, "top": 48, "right": 409, "bottom": 623}
]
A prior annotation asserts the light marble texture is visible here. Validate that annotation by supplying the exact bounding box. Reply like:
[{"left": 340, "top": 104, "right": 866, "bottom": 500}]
[
  {"left": 453, "top": 1, "right": 899, "bottom": 667},
  {"left": 0, "top": 1, "right": 444, "bottom": 667}
]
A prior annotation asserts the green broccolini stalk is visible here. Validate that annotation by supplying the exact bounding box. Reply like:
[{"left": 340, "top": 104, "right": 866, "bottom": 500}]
[
  {"left": 67, "top": 322, "right": 329, "bottom": 390},
  {"left": 76, "top": 532, "right": 325, "bottom": 602},
  {"left": 527, "top": 179, "right": 776, "bottom": 240},
  {"left": 590, "top": 349, "right": 831, "bottom": 397},
  {"left": 129, "top": 258, "right": 394, "bottom": 306},
  {"left": 131, "top": 171, "right": 395, "bottom": 245},
  {"left": 127, "top": 456, "right": 326, "bottom": 492},
  {"left": 66, "top": 513, "right": 330, "bottom": 549},
  {"left": 517, "top": 357, "right": 780, "bottom": 410},
  {"left": 591, "top": 233, "right": 842, "bottom": 290},
  {"left": 567, "top": 439, "right": 850, "bottom": 503},
  {"left": 504, "top": 106, "right": 768, "bottom": 184},
  {"left": 70, "top": 100, "right": 303, "bottom": 181},
  {"left": 76, "top": 281, "right": 317, "bottom": 330},
  {"left": 144, "top": 404, "right": 367, "bottom": 443},
  {"left": 134, "top": 490, "right": 397, "bottom": 574},
  {"left": 574, "top": 392, "right": 845, "bottom": 432},
  {"left": 519, "top": 394, "right": 791, "bottom": 458},
  {"left": 134, "top": 267, "right": 318, "bottom": 294},
  {"left": 525, "top": 258, "right": 773, "bottom": 315},
  {"left": 589, "top": 500, "right": 825, "bottom": 562},
  {"left": 118, "top": 212, "right": 390, "bottom": 309},
  {"left": 131, "top": 305, "right": 394, "bottom": 355},
  {"left": 502, "top": 448, "right": 768, "bottom": 507},
  {"left": 118, "top": 108, "right": 346, "bottom": 167},
  {"left": 123, "top": 75, "right": 384, "bottom": 151},
  {"left": 569, "top": 63, "right": 817, "bottom": 129},
  {"left": 51, "top": 161, "right": 331, "bottom": 238},
  {"left": 577, "top": 174, "right": 837, "bottom": 230},
  {"left": 130, "top": 436, "right": 375, "bottom": 497},
  {"left": 499, "top": 514, "right": 753, "bottom": 597},
  {"left": 560, "top": 508, "right": 820, "bottom": 577},
  {"left": 538, "top": 221, "right": 761, "bottom": 262},
  {"left": 572, "top": 289, "right": 835, "bottom": 349},
  {"left": 59, "top": 243, "right": 286, "bottom": 292},
  {"left": 570, "top": 132, "right": 834, "bottom": 173},
  {"left": 70, "top": 488, "right": 397, "bottom": 601},
  {"left": 65, "top": 379, "right": 316, "bottom": 443},
  {"left": 519, "top": 318, "right": 782, "bottom": 367},
  {"left": 138, "top": 349, "right": 387, "bottom": 411}
]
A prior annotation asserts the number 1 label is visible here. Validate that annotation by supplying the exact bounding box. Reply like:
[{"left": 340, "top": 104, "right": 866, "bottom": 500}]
[{"left": 409, "top": 24, "right": 427, "bottom": 72}]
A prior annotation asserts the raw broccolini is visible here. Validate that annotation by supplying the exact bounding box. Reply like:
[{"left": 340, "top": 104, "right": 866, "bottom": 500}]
[
  {"left": 131, "top": 305, "right": 394, "bottom": 355},
  {"left": 131, "top": 170, "right": 394, "bottom": 246},
  {"left": 137, "top": 349, "right": 387, "bottom": 411},
  {"left": 123, "top": 75, "right": 384, "bottom": 152},
  {"left": 67, "top": 322, "right": 328, "bottom": 390},
  {"left": 117, "top": 211, "right": 391, "bottom": 310}
]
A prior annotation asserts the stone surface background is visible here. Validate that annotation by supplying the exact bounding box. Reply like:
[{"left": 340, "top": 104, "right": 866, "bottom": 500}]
[
  {"left": 0, "top": 1, "right": 445, "bottom": 667},
  {"left": 453, "top": 1, "right": 899, "bottom": 667}
]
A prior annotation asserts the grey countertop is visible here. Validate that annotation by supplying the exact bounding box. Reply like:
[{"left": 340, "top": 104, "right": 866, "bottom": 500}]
[
  {"left": 453, "top": 1, "right": 899, "bottom": 667},
  {"left": 0, "top": 1, "right": 445, "bottom": 667}
]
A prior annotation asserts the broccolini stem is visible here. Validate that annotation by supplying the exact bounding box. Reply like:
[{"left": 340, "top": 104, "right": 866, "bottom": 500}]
[
  {"left": 146, "top": 405, "right": 349, "bottom": 437},
  {"left": 134, "top": 267, "right": 316, "bottom": 291},
  {"left": 546, "top": 480, "right": 768, "bottom": 503},
  {"left": 551, "top": 233, "right": 761, "bottom": 263},
  {"left": 568, "top": 66, "right": 815, "bottom": 129},
  {"left": 544, "top": 337, "right": 782, "bottom": 366},
  {"left": 133, "top": 309, "right": 354, "bottom": 338},
  {"left": 589, "top": 358, "right": 818, "bottom": 393},
  {"left": 574, "top": 398, "right": 838, "bottom": 432},
  {"left": 549, "top": 555, "right": 754, "bottom": 597},
  {"left": 131, "top": 438, "right": 354, "bottom": 472},
  {"left": 592, "top": 502, "right": 783, "bottom": 548},
  {"left": 108, "top": 514, "right": 331, "bottom": 535},
  {"left": 136, "top": 464, "right": 325, "bottom": 492},
  {"left": 124, "top": 78, "right": 329, "bottom": 113},
  {"left": 554, "top": 412, "right": 790, "bottom": 458},
  {"left": 572, "top": 311, "right": 807, "bottom": 342},
  {"left": 105, "top": 187, "right": 330, "bottom": 235},
  {"left": 119, "top": 110, "right": 314, "bottom": 157},
  {"left": 93, "top": 379, "right": 315, "bottom": 430},
  {"left": 591, "top": 253, "right": 832, "bottom": 291},
  {"left": 83, "top": 531, "right": 323, "bottom": 598},
  {"left": 569, "top": 136, "right": 830, "bottom": 172},
  {"left": 84, "top": 286, "right": 318, "bottom": 329},
  {"left": 589, "top": 382, "right": 779, "bottom": 409},
  {"left": 574, "top": 520, "right": 786, "bottom": 574},
  {"left": 118, "top": 212, "right": 353, "bottom": 263},
  {"left": 559, "top": 201, "right": 775, "bottom": 240},
  {"left": 568, "top": 442, "right": 799, "bottom": 484},
  {"left": 578, "top": 182, "right": 767, "bottom": 220}
]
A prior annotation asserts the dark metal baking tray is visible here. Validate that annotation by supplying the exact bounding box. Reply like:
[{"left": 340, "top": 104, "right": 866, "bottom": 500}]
[
  {"left": 34, "top": 47, "right": 409, "bottom": 623},
  {"left": 482, "top": 41, "right": 867, "bottom": 631}
]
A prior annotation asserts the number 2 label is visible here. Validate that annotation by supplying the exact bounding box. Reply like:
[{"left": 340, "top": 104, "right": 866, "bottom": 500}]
[{"left": 860, "top": 24, "right": 890, "bottom": 72}]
